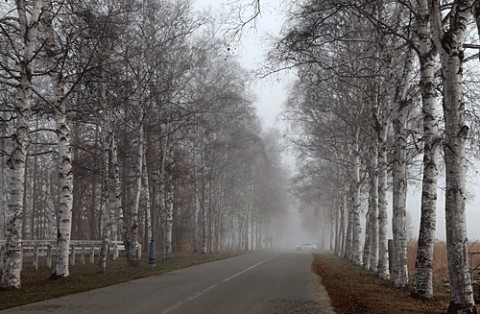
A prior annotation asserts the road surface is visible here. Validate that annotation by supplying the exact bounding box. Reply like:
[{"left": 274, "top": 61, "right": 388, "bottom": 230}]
[{"left": 2, "top": 251, "right": 335, "bottom": 314}]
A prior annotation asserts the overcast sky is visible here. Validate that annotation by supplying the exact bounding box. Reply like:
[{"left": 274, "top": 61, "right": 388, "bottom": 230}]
[
  {"left": 191, "top": 0, "right": 480, "bottom": 242},
  {"left": 192, "top": 0, "right": 292, "bottom": 129}
]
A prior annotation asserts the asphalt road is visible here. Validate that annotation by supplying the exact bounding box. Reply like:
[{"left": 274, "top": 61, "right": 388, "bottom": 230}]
[{"left": 2, "top": 251, "right": 335, "bottom": 314}]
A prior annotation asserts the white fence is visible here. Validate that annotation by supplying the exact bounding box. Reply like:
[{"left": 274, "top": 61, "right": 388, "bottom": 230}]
[{"left": 0, "top": 240, "right": 131, "bottom": 270}]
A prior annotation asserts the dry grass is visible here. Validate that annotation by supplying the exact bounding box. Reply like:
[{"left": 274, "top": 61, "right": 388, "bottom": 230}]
[
  {"left": 407, "top": 240, "right": 480, "bottom": 284},
  {"left": 313, "top": 254, "right": 450, "bottom": 314},
  {"left": 313, "top": 245, "right": 480, "bottom": 314}
]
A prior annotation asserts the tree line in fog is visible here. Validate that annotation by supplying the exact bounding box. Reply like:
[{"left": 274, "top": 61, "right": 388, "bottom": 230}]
[
  {"left": 276, "top": 0, "right": 480, "bottom": 313},
  {"left": 0, "top": 0, "right": 289, "bottom": 289}
]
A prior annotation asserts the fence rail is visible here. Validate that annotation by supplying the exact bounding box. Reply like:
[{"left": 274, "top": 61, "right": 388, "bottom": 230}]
[{"left": 0, "top": 240, "right": 131, "bottom": 270}]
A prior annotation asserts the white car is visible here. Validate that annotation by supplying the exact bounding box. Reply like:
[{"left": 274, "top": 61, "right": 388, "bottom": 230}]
[{"left": 296, "top": 242, "right": 318, "bottom": 251}]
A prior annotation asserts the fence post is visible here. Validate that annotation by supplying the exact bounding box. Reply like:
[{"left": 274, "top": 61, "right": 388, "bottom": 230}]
[
  {"left": 46, "top": 244, "right": 53, "bottom": 268},
  {"left": 33, "top": 245, "right": 39, "bottom": 270}
]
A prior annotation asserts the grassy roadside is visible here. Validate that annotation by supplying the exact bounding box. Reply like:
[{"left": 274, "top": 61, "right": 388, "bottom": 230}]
[
  {"left": 0, "top": 252, "right": 237, "bottom": 311},
  {"left": 311, "top": 254, "right": 480, "bottom": 314}
]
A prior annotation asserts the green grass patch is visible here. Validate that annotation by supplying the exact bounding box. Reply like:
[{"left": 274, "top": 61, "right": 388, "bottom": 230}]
[{"left": 0, "top": 252, "right": 237, "bottom": 310}]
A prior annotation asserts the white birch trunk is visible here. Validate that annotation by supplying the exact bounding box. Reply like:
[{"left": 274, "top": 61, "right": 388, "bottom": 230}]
[
  {"left": 333, "top": 205, "right": 340, "bottom": 255},
  {"left": 40, "top": 0, "right": 74, "bottom": 279},
  {"left": 351, "top": 130, "right": 363, "bottom": 266},
  {"left": 142, "top": 150, "right": 151, "bottom": 248},
  {"left": 200, "top": 152, "right": 208, "bottom": 254},
  {"left": 99, "top": 82, "right": 112, "bottom": 272},
  {"left": 337, "top": 196, "right": 345, "bottom": 257},
  {"left": 45, "top": 176, "right": 56, "bottom": 240},
  {"left": 391, "top": 49, "right": 413, "bottom": 288},
  {"left": 111, "top": 136, "right": 123, "bottom": 245},
  {"left": 377, "top": 123, "right": 389, "bottom": 279},
  {"left": 2, "top": 103, "right": 29, "bottom": 289},
  {"left": 340, "top": 190, "right": 348, "bottom": 257},
  {"left": 0, "top": 132, "right": 5, "bottom": 240},
  {"left": 158, "top": 135, "right": 166, "bottom": 254},
  {"left": 363, "top": 212, "right": 371, "bottom": 270},
  {"left": 431, "top": 1, "right": 476, "bottom": 311},
  {"left": 412, "top": 0, "right": 440, "bottom": 298},
  {"left": 128, "top": 124, "right": 144, "bottom": 264},
  {"left": 201, "top": 186, "right": 209, "bottom": 254},
  {"left": 98, "top": 140, "right": 111, "bottom": 272},
  {"left": 368, "top": 142, "right": 379, "bottom": 273},
  {"left": 344, "top": 183, "right": 353, "bottom": 260},
  {"left": 193, "top": 158, "right": 200, "bottom": 253},
  {"left": 163, "top": 141, "right": 174, "bottom": 260},
  {"left": 1, "top": 0, "right": 44, "bottom": 290},
  {"left": 51, "top": 108, "right": 73, "bottom": 278}
]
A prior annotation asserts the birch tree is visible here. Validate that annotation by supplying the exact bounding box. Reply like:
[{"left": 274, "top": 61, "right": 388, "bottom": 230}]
[
  {"left": 391, "top": 48, "right": 414, "bottom": 288},
  {"left": 0, "top": 0, "right": 44, "bottom": 289},
  {"left": 41, "top": 0, "right": 77, "bottom": 279},
  {"left": 430, "top": 0, "right": 476, "bottom": 312},
  {"left": 411, "top": 0, "right": 441, "bottom": 299}
]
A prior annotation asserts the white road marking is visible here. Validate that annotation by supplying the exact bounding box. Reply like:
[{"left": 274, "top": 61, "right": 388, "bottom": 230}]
[
  {"left": 223, "top": 254, "right": 277, "bottom": 283},
  {"left": 159, "top": 254, "right": 278, "bottom": 314},
  {"left": 159, "top": 284, "right": 219, "bottom": 314}
]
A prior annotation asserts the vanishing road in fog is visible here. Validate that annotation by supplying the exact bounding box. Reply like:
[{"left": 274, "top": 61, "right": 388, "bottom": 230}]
[{"left": 2, "top": 252, "right": 334, "bottom": 314}]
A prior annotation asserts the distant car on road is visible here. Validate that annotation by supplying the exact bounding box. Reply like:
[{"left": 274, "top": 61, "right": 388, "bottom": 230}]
[{"left": 296, "top": 242, "right": 318, "bottom": 251}]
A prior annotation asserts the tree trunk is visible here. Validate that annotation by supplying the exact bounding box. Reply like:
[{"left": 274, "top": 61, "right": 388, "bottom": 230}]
[
  {"left": 163, "top": 140, "right": 174, "bottom": 260},
  {"left": 111, "top": 136, "right": 123, "bottom": 246},
  {"left": 431, "top": 1, "right": 476, "bottom": 312},
  {"left": 51, "top": 108, "right": 74, "bottom": 278},
  {"left": 391, "top": 49, "right": 413, "bottom": 288},
  {"left": 128, "top": 123, "right": 144, "bottom": 265},
  {"left": 377, "top": 123, "right": 389, "bottom": 280},
  {"left": 412, "top": 0, "right": 440, "bottom": 299},
  {"left": 351, "top": 130, "right": 362, "bottom": 266},
  {"left": 42, "top": 0, "right": 74, "bottom": 278},
  {"left": 200, "top": 152, "right": 208, "bottom": 254},
  {"left": 368, "top": 142, "right": 379, "bottom": 273},
  {"left": 99, "top": 82, "right": 112, "bottom": 273},
  {"left": 193, "top": 156, "right": 200, "bottom": 253},
  {"left": 344, "top": 182, "right": 353, "bottom": 261},
  {"left": 142, "top": 149, "right": 151, "bottom": 253},
  {"left": 363, "top": 211, "right": 371, "bottom": 270},
  {"left": 2, "top": 110, "right": 29, "bottom": 288},
  {"left": 1, "top": 0, "right": 44, "bottom": 290},
  {"left": 98, "top": 141, "right": 111, "bottom": 272}
]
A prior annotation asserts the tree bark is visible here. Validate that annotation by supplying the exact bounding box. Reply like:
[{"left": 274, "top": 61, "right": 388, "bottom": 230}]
[
  {"left": 377, "top": 122, "right": 389, "bottom": 280},
  {"left": 41, "top": 0, "right": 74, "bottom": 279},
  {"left": 344, "top": 182, "right": 353, "bottom": 261},
  {"left": 99, "top": 82, "right": 112, "bottom": 273},
  {"left": 351, "top": 129, "right": 363, "bottom": 266},
  {"left": 1, "top": 0, "right": 44, "bottom": 290},
  {"left": 128, "top": 122, "right": 144, "bottom": 265},
  {"left": 368, "top": 142, "right": 379, "bottom": 273},
  {"left": 363, "top": 211, "right": 371, "bottom": 270},
  {"left": 391, "top": 49, "right": 413, "bottom": 288},
  {"left": 430, "top": 1, "right": 476, "bottom": 312},
  {"left": 412, "top": 0, "right": 440, "bottom": 299},
  {"left": 163, "top": 138, "right": 174, "bottom": 260}
]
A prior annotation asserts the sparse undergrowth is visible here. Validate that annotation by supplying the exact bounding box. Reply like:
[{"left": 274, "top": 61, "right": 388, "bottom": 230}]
[
  {"left": 311, "top": 254, "right": 480, "bottom": 314},
  {"left": 0, "top": 252, "right": 237, "bottom": 311}
]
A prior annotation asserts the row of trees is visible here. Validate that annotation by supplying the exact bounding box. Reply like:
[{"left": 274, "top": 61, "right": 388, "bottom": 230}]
[
  {"left": 276, "top": 0, "right": 480, "bottom": 313},
  {"left": 0, "top": 0, "right": 289, "bottom": 289}
]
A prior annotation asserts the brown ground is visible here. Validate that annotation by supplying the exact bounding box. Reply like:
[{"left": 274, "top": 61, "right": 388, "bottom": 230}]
[{"left": 310, "top": 254, "right": 480, "bottom": 314}]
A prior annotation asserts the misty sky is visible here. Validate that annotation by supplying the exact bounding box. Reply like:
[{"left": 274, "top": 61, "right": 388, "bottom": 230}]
[{"left": 192, "top": 0, "right": 480, "bottom": 243}]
